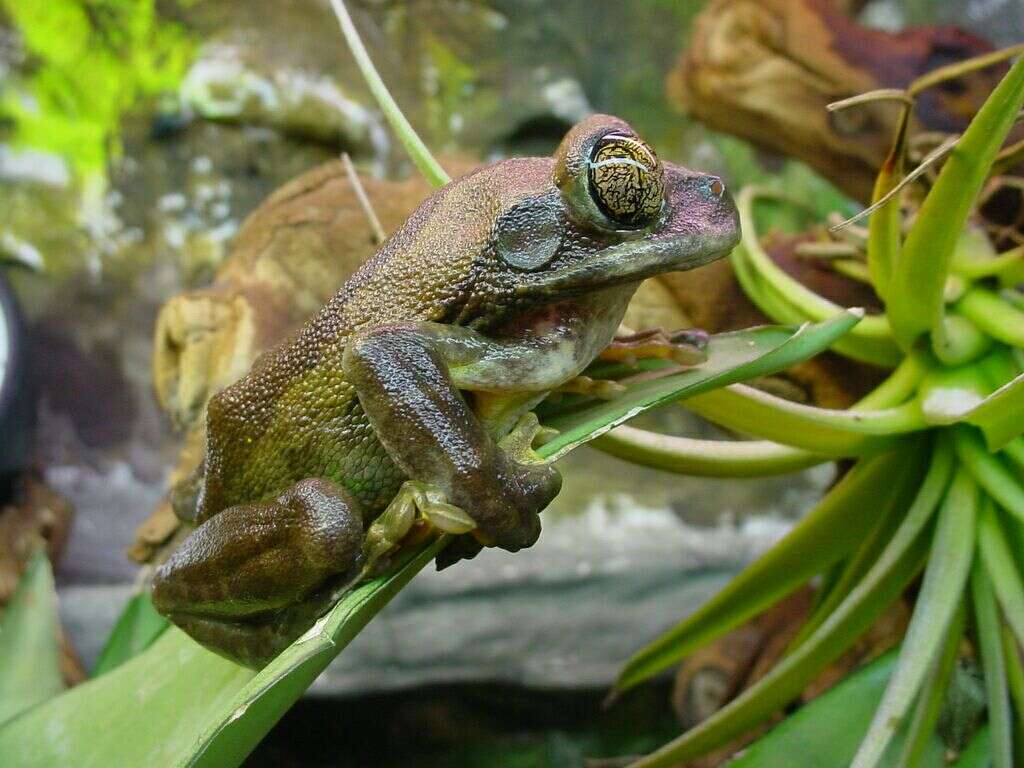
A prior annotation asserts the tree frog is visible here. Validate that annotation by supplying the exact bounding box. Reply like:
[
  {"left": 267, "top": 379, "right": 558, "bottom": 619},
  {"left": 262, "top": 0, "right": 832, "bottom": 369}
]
[{"left": 152, "top": 115, "right": 739, "bottom": 667}]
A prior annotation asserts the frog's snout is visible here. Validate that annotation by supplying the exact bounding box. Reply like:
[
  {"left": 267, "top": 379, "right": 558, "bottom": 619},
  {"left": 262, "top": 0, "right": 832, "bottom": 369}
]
[{"left": 665, "top": 166, "right": 740, "bottom": 255}]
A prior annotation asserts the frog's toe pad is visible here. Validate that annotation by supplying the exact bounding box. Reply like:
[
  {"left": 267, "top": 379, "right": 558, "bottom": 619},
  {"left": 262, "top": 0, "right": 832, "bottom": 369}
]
[{"left": 364, "top": 481, "right": 477, "bottom": 569}]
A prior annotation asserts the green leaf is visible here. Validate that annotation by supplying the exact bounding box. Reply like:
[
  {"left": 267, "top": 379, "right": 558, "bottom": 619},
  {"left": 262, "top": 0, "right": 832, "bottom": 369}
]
[
  {"left": 730, "top": 188, "right": 902, "bottom": 367},
  {"left": 956, "top": 287, "right": 1024, "bottom": 349},
  {"left": 683, "top": 384, "right": 925, "bottom": 456},
  {"left": 915, "top": 356, "right": 1024, "bottom": 449},
  {"left": 0, "top": 551, "right": 64, "bottom": 725},
  {"left": 0, "top": 539, "right": 444, "bottom": 767},
  {"left": 625, "top": 438, "right": 951, "bottom": 767},
  {"left": 615, "top": 438, "right": 938, "bottom": 697},
  {"left": 790, "top": 461, "right": 921, "bottom": 649},
  {"left": 592, "top": 428, "right": 830, "bottom": 477},
  {"left": 865, "top": 109, "right": 909, "bottom": 302},
  {"left": 93, "top": 592, "right": 169, "bottom": 676},
  {"left": 887, "top": 55, "right": 1024, "bottom": 350},
  {"left": 895, "top": 603, "right": 966, "bottom": 768},
  {"left": 1000, "top": 623, "right": 1024, "bottom": 750},
  {"left": 954, "top": 427, "right": 1024, "bottom": 521},
  {"left": 725, "top": 652, "right": 945, "bottom": 768},
  {"left": 0, "top": 313, "right": 863, "bottom": 765},
  {"left": 951, "top": 727, "right": 990, "bottom": 768},
  {"left": 978, "top": 503, "right": 1024, "bottom": 650},
  {"left": 850, "top": 467, "right": 979, "bottom": 768},
  {"left": 970, "top": 557, "right": 1013, "bottom": 768},
  {"left": 541, "top": 311, "right": 862, "bottom": 460}
]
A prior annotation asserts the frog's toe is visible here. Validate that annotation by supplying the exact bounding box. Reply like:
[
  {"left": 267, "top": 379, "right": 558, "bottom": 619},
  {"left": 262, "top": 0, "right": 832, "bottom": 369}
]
[
  {"left": 556, "top": 375, "right": 626, "bottom": 400},
  {"left": 602, "top": 326, "right": 709, "bottom": 366},
  {"left": 497, "top": 412, "right": 559, "bottom": 462},
  {"left": 363, "top": 481, "right": 477, "bottom": 573},
  {"left": 435, "top": 535, "right": 484, "bottom": 571}
]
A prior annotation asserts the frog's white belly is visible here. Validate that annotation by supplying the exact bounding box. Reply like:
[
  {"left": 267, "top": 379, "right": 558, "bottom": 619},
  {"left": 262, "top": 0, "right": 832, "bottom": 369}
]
[{"left": 464, "top": 284, "right": 636, "bottom": 393}]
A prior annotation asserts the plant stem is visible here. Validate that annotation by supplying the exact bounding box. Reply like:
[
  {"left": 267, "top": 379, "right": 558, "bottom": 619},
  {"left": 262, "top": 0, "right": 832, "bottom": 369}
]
[{"left": 328, "top": 0, "right": 450, "bottom": 188}]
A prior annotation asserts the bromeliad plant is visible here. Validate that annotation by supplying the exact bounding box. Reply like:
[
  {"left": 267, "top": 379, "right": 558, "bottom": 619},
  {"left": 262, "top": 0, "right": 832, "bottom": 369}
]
[{"left": 605, "top": 49, "right": 1024, "bottom": 768}]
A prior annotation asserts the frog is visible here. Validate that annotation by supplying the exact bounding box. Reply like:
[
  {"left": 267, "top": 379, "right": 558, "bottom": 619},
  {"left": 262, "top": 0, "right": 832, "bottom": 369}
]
[{"left": 151, "top": 114, "right": 740, "bottom": 668}]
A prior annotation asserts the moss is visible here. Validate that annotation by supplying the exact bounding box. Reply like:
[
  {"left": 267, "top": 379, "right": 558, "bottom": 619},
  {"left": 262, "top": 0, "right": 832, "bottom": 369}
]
[{"left": 0, "top": 0, "right": 194, "bottom": 180}]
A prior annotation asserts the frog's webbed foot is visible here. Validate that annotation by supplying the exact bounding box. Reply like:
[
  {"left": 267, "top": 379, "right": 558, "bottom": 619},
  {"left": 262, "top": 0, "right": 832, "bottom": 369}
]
[
  {"left": 362, "top": 480, "right": 476, "bottom": 575},
  {"left": 601, "top": 327, "right": 709, "bottom": 367}
]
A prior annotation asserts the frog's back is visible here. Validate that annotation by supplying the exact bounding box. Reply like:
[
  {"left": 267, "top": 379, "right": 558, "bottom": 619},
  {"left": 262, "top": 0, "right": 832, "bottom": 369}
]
[{"left": 197, "top": 169, "right": 501, "bottom": 520}]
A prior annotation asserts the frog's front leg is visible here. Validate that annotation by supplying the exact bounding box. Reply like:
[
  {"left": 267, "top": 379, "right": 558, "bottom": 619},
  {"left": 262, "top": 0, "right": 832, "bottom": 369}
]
[
  {"left": 151, "top": 477, "right": 365, "bottom": 667},
  {"left": 343, "top": 322, "right": 563, "bottom": 556}
]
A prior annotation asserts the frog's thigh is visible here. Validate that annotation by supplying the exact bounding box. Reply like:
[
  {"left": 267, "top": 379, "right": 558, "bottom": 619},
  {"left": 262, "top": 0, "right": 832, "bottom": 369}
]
[{"left": 152, "top": 477, "right": 364, "bottom": 621}]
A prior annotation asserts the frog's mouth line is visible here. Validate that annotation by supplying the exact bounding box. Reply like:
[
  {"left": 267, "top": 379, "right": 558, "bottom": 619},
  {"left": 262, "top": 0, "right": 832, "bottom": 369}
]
[{"left": 517, "top": 229, "right": 740, "bottom": 298}]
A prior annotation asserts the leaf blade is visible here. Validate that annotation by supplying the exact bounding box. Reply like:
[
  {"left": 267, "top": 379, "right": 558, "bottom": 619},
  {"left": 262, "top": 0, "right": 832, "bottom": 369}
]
[
  {"left": 542, "top": 311, "right": 863, "bottom": 459},
  {"left": 625, "top": 437, "right": 951, "bottom": 767},
  {"left": 887, "top": 55, "right": 1024, "bottom": 349},
  {"left": 0, "top": 550, "right": 64, "bottom": 726},
  {"left": 849, "top": 467, "right": 978, "bottom": 768},
  {"left": 92, "top": 592, "right": 169, "bottom": 676}
]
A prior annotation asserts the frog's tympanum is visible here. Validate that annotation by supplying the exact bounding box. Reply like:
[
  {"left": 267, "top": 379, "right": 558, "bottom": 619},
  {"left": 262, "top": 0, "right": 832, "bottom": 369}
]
[{"left": 152, "top": 115, "right": 739, "bottom": 667}]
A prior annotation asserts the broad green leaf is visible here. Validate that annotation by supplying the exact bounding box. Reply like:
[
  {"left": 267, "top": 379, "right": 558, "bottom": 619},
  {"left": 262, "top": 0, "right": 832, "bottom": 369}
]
[
  {"left": 726, "top": 652, "right": 945, "bottom": 768},
  {"left": 0, "top": 539, "right": 444, "bottom": 767},
  {"left": 542, "top": 311, "right": 862, "bottom": 459},
  {"left": 626, "top": 438, "right": 951, "bottom": 767},
  {"left": 0, "top": 550, "right": 64, "bottom": 725},
  {"left": 887, "top": 55, "right": 1024, "bottom": 350},
  {"left": 850, "top": 467, "right": 978, "bottom": 768},
  {"left": 92, "top": 592, "right": 169, "bottom": 676},
  {"left": 970, "top": 557, "right": 1013, "bottom": 768},
  {"left": 683, "top": 384, "right": 925, "bottom": 455}
]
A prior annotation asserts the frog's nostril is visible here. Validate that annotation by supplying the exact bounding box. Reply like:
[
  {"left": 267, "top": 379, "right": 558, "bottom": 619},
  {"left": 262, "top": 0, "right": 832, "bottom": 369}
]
[{"left": 697, "top": 175, "right": 726, "bottom": 201}]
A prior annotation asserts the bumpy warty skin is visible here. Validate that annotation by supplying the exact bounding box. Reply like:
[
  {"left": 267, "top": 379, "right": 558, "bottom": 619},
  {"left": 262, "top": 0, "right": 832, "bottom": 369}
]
[
  {"left": 153, "top": 114, "right": 741, "bottom": 668},
  {"left": 199, "top": 157, "right": 618, "bottom": 523}
]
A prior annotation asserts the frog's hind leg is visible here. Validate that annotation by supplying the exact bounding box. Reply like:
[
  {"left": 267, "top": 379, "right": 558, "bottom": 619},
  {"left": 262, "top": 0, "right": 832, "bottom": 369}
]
[
  {"left": 166, "top": 586, "right": 341, "bottom": 668},
  {"left": 152, "top": 477, "right": 365, "bottom": 667}
]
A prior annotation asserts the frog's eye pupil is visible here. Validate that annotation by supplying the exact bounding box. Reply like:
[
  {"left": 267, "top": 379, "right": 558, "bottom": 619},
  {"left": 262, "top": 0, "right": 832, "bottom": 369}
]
[{"left": 587, "top": 132, "right": 665, "bottom": 227}]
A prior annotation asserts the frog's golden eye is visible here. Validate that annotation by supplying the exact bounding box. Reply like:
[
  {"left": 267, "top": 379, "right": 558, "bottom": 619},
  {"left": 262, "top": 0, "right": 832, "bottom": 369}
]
[{"left": 587, "top": 132, "right": 665, "bottom": 227}]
